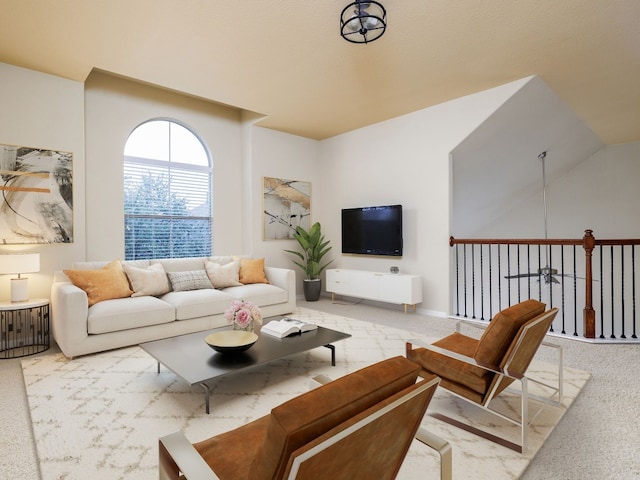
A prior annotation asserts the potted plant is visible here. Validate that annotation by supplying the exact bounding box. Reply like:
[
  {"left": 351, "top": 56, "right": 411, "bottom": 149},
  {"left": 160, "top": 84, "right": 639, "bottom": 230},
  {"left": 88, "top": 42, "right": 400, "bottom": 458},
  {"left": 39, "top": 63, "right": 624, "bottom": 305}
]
[{"left": 284, "top": 222, "right": 333, "bottom": 301}]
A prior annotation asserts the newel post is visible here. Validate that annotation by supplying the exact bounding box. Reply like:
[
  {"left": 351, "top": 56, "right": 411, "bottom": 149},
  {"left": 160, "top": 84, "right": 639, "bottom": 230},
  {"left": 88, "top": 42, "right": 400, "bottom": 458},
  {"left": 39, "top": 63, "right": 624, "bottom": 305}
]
[{"left": 582, "top": 229, "right": 596, "bottom": 338}]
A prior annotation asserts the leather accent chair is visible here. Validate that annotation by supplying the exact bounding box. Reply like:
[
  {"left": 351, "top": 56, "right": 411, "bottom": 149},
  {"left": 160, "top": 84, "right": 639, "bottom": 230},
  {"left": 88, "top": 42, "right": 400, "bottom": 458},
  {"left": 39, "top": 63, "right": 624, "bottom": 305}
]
[
  {"left": 159, "top": 356, "right": 451, "bottom": 480},
  {"left": 406, "top": 299, "right": 562, "bottom": 453}
]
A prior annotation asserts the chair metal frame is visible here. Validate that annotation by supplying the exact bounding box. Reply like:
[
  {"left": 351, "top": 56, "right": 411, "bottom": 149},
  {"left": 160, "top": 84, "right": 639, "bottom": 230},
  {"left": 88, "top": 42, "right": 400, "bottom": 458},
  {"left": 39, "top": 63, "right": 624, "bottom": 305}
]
[{"left": 407, "top": 308, "right": 563, "bottom": 453}]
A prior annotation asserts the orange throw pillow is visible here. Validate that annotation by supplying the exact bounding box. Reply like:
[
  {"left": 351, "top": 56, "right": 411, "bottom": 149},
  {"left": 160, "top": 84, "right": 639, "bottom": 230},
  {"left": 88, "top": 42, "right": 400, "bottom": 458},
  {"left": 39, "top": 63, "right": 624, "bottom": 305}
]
[
  {"left": 239, "top": 258, "right": 270, "bottom": 284},
  {"left": 64, "top": 260, "right": 133, "bottom": 306}
]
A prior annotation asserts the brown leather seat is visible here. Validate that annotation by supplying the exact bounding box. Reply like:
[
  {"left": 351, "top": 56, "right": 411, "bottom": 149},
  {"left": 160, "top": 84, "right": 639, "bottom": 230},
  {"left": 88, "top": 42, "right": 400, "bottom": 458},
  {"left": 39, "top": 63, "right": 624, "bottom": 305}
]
[
  {"left": 406, "top": 299, "right": 562, "bottom": 453},
  {"left": 159, "top": 356, "right": 451, "bottom": 480}
]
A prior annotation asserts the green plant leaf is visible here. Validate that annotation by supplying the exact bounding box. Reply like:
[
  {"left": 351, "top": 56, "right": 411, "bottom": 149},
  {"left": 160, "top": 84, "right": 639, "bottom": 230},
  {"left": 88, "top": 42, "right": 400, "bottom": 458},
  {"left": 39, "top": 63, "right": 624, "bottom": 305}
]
[{"left": 284, "top": 222, "right": 333, "bottom": 280}]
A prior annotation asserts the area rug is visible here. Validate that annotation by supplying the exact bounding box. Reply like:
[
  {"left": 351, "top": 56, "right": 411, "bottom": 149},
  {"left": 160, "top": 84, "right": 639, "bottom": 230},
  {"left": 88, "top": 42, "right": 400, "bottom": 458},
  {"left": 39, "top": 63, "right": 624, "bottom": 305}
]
[{"left": 22, "top": 308, "right": 590, "bottom": 480}]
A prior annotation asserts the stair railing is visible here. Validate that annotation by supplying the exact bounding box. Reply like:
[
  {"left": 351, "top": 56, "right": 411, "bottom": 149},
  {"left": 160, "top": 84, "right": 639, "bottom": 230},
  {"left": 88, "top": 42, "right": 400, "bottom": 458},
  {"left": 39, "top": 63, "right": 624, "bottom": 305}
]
[{"left": 450, "top": 230, "right": 640, "bottom": 341}]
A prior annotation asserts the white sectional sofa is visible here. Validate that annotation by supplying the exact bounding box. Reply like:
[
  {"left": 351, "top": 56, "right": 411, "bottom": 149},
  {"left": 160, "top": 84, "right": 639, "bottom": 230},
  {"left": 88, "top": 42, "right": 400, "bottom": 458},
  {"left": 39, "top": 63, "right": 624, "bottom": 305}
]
[{"left": 50, "top": 256, "right": 296, "bottom": 358}]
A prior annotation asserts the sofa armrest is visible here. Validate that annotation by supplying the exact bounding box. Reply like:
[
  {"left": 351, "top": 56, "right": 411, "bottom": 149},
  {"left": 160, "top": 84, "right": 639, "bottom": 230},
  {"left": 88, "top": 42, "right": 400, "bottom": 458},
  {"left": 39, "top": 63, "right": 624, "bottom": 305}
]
[
  {"left": 159, "top": 431, "right": 219, "bottom": 480},
  {"left": 50, "top": 278, "right": 89, "bottom": 358},
  {"left": 264, "top": 266, "right": 295, "bottom": 296}
]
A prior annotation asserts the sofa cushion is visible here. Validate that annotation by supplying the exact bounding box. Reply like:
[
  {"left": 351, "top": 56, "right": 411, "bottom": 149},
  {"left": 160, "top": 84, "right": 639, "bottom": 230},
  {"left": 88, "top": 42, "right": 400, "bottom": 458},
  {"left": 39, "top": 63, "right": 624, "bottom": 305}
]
[
  {"left": 123, "top": 263, "right": 171, "bottom": 297},
  {"left": 205, "top": 260, "right": 242, "bottom": 288},
  {"left": 249, "top": 356, "right": 421, "bottom": 480},
  {"left": 87, "top": 296, "right": 175, "bottom": 334},
  {"left": 161, "top": 289, "right": 235, "bottom": 320},
  {"left": 167, "top": 270, "right": 212, "bottom": 292},
  {"left": 239, "top": 258, "right": 270, "bottom": 284},
  {"left": 223, "top": 283, "right": 287, "bottom": 307},
  {"left": 473, "top": 299, "right": 545, "bottom": 374},
  {"left": 64, "top": 260, "right": 133, "bottom": 306}
]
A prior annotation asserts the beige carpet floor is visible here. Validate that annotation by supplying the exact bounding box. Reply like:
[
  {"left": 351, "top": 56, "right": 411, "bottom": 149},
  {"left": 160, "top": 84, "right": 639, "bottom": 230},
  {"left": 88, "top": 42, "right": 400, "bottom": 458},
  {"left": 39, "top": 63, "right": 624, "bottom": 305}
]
[{"left": 21, "top": 307, "right": 589, "bottom": 480}]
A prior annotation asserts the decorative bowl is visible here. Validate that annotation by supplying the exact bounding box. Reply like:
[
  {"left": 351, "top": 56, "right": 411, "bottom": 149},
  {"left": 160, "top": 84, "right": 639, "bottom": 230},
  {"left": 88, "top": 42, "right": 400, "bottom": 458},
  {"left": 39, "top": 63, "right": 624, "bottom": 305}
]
[{"left": 205, "top": 330, "right": 258, "bottom": 353}]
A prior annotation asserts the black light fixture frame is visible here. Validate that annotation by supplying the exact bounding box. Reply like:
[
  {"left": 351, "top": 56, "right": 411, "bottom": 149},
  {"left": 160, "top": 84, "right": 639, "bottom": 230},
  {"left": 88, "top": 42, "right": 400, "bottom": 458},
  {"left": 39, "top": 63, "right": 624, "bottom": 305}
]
[{"left": 340, "top": 1, "right": 387, "bottom": 44}]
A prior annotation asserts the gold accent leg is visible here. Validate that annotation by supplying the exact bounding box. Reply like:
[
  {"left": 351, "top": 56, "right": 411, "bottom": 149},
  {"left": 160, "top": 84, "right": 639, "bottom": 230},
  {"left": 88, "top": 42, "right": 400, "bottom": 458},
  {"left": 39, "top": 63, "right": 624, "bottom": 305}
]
[{"left": 403, "top": 304, "right": 417, "bottom": 314}]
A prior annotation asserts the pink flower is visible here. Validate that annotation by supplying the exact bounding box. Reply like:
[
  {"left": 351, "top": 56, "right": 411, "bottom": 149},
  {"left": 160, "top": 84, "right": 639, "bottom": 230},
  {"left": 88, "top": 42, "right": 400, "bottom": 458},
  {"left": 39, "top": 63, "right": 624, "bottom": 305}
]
[
  {"left": 224, "top": 299, "right": 262, "bottom": 327},
  {"left": 223, "top": 306, "right": 236, "bottom": 323},
  {"left": 249, "top": 305, "right": 262, "bottom": 324},
  {"left": 234, "top": 308, "right": 252, "bottom": 328}
]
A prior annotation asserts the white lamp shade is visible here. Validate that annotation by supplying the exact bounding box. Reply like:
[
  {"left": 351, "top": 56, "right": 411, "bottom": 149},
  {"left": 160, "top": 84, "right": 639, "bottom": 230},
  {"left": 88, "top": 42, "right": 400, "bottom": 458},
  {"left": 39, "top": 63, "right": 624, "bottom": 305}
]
[{"left": 0, "top": 253, "right": 40, "bottom": 275}]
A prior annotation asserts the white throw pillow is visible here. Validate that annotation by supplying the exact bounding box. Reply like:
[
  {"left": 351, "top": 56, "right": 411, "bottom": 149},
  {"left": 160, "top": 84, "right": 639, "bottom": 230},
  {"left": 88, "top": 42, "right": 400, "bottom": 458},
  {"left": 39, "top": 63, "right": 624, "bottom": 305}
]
[
  {"left": 123, "top": 263, "right": 171, "bottom": 297},
  {"left": 205, "top": 260, "right": 242, "bottom": 288}
]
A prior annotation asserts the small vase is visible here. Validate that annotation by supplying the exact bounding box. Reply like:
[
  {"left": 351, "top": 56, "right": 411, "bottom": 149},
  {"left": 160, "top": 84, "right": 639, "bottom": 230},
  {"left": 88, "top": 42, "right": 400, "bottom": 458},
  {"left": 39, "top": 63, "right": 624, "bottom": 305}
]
[{"left": 234, "top": 320, "right": 254, "bottom": 332}]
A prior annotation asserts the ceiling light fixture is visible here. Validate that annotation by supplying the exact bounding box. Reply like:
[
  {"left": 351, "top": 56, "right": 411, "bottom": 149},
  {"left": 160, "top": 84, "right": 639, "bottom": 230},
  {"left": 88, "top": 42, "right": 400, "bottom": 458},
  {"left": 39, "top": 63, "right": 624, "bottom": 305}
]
[{"left": 340, "top": 1, "right": 387, "bottom": 44}]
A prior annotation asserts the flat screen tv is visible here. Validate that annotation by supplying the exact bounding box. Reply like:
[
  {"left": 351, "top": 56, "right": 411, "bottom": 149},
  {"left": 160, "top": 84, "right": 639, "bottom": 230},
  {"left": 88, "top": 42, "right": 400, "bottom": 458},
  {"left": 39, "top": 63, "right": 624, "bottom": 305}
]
[{"left": 341, "top": 204, "right": 403, "bottom": 256}]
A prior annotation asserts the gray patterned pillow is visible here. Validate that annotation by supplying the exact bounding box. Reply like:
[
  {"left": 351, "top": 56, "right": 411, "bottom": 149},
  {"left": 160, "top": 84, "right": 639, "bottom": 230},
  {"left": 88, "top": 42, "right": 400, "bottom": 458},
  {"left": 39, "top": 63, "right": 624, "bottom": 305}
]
[{"left": 167, "top": 270, "right": 212, "bottom": 292}]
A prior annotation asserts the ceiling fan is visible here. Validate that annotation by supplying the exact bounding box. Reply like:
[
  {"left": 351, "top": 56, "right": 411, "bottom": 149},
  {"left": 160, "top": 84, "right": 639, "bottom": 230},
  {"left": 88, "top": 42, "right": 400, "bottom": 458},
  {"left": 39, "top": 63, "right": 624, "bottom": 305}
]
[{"left": 505, "top": 151, "right": 579, "bottom": 285}]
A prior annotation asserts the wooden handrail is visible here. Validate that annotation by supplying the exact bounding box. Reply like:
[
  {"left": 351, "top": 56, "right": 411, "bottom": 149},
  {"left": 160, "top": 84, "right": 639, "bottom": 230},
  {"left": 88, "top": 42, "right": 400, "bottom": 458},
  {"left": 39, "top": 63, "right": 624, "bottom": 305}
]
[
  {"left": 450, "top": 237, "right": 583, "bottom": 246},
  {"left": 594, "top": 239, "right": 640, "bottom": 246}
]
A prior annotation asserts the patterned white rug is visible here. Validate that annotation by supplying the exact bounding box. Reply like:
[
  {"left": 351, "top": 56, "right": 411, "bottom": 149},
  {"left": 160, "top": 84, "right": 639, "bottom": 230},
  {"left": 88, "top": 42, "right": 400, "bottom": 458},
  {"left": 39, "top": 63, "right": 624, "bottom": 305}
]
[{"left": 22, "top": 308, "right": 590, "bottom": 480}]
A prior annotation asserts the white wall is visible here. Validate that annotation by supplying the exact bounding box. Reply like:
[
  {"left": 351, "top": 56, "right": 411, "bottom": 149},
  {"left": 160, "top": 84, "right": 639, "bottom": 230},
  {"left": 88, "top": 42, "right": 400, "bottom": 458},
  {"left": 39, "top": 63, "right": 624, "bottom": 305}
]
[
  {"left": 247, "top": 125, "right": 320, "bottom": 292},
  {"left": 0, "top": 62, "right": 85, "bottom": 301},
  {"left": 486, "top": 141, "right": 640, "bottom": 239},
  {"left": 451, "top": 76, "right": 604, "bottom": 238},
  {"left": 317, "top": 79, "right": 529, "bottom": 315},
  {"left": 84, "top": 71, "right": 244, "bottom": 260}
]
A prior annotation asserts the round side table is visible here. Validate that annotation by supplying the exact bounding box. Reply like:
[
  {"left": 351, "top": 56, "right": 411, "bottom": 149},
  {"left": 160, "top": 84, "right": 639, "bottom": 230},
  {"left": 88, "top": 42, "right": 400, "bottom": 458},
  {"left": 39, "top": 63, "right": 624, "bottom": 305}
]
[{"left": 0, "top": 298, "right": 50, "bottom": 359}]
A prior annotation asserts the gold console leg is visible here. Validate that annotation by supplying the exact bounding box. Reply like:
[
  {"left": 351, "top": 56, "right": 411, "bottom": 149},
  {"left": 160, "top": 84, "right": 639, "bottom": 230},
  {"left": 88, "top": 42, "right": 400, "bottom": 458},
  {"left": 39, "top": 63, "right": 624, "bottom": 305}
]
[{"left": 403, "top": 304, "right": 417, "bottom": 314}]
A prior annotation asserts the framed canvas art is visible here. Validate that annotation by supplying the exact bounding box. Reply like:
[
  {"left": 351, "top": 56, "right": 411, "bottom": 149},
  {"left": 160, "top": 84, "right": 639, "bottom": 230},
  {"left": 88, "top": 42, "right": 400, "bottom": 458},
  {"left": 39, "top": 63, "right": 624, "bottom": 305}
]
[
  {"left": 263, "top": 176, "right": 310, "bottom": 240},
  {"left": 0, "top": 144, "right": 73, "bottom": 244}
]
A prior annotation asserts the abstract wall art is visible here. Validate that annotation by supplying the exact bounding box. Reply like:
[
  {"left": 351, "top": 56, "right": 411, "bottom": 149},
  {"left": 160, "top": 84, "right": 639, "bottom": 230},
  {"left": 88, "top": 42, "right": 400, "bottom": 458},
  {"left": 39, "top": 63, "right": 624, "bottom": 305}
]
[
  {"left": 263, "top": 176, "right": 310, "bottom": 240},
  {"left": 0, "top": 144, "right": 73, "bottom": 244}
]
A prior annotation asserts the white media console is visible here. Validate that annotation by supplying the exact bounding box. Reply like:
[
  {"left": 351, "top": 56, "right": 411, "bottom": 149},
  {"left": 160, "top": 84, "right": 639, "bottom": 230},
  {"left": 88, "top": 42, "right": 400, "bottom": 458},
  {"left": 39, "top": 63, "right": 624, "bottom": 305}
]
[{"left": 325, "top": 269, "right": 422, "bottom": 314}]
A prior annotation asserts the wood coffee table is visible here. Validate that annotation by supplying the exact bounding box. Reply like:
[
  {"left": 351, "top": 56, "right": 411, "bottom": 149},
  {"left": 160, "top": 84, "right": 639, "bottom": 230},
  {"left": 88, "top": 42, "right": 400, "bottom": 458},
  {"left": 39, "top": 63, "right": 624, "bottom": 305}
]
[{"left": 140, "top": 323, "right": 351, "bottom": 413}]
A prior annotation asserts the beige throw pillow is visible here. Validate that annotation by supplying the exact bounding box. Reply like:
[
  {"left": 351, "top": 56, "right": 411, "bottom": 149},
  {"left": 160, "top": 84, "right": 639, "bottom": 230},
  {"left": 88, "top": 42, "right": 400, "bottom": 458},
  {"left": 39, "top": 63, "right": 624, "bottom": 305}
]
[
  {"left": 64, "top": 260, "right": 133, "bottom": 306},
  {"left": 205, "top": 260, "right": 242, "bottom": 288},
  {"left": 123, "top": 263, "right": 171, "bottom": 297}
]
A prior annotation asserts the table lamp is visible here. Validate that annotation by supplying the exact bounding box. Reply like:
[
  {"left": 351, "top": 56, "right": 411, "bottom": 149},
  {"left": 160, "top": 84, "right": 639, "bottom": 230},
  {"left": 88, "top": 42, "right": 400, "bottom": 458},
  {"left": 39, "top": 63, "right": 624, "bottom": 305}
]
[{"left": 0, "top": 253, "right": 40, "bottom": 302}]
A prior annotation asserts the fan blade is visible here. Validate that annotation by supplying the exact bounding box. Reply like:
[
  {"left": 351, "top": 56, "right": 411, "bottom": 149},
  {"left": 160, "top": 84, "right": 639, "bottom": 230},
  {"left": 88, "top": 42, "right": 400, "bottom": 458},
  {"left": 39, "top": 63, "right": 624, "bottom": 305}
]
[{"left": 504, "top": 273, "right": 541, "bottom": 279}]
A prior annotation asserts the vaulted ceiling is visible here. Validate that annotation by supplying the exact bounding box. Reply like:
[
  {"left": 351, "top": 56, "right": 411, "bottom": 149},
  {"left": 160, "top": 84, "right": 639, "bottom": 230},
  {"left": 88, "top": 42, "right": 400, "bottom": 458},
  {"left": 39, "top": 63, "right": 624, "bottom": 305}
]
[{"left": 1, "top": 1, "right": 638, "bottom": 143}]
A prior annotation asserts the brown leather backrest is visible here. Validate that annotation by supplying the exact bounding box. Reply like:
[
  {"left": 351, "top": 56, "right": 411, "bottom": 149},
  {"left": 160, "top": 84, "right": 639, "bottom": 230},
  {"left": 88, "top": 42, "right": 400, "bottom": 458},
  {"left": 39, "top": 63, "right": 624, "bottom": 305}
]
[
  {"left": 489, "top": 308, "right": 558, "bottom": 399},
  {"left": 283, "top": 374, "right": 440, "bottom": 480},
  {"left": 474, "top": 299, "right": 545, "bottom": 371},
  {"left": 249, "top": 356, "right": 421, "bottom": 480}
]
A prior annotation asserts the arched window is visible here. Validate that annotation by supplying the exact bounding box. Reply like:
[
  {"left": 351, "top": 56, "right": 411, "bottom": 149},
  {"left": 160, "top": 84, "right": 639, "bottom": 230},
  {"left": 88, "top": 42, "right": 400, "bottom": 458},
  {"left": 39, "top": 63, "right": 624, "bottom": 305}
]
[{"left": 123, "top": 119, "right": 212, "bottom": 260}]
